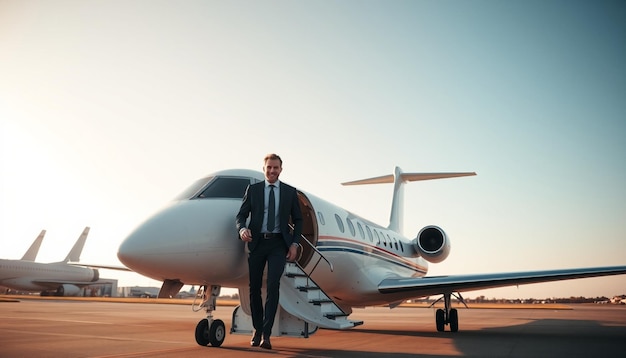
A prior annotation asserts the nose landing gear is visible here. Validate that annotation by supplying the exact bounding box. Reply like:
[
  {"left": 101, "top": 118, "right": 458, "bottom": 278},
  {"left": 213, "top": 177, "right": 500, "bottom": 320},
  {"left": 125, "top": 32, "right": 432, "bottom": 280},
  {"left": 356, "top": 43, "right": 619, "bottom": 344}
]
[{"left": 193, "top": 285, "right": 225, "bottom": 347}]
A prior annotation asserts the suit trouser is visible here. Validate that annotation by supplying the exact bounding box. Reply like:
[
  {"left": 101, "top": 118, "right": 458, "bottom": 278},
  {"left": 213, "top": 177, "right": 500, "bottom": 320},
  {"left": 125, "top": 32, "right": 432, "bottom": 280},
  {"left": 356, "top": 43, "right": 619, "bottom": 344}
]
[{"left": 248, "top": 237, "right": 287, "bottom": 339}]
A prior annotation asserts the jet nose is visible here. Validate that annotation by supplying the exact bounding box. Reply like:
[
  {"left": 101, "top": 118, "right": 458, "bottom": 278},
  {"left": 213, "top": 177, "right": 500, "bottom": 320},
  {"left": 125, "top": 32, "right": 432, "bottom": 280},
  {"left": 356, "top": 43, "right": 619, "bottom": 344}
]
[
  {"left": 116, "top": 231, "right": 146, "bottom": 271},
  {"left": 117, "top": 199, "right": 248, "bottom": 284},
  {"left": 117, "top": 202, "right": 192, "bottom": 277}
]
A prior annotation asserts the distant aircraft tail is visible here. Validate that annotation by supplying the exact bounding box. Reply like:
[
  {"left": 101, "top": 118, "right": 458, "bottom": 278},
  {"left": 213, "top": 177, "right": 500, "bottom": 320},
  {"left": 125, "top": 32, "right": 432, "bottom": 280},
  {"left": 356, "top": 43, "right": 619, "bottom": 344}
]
[
  {"left": 62, "top": 227, "right": 90, "bottom": 263},
  {"left": 342, "top": 167, "right": 476, "bottom": 234},
  {"left": 21, "top": 230, "right": 46, "bottom": 261}
]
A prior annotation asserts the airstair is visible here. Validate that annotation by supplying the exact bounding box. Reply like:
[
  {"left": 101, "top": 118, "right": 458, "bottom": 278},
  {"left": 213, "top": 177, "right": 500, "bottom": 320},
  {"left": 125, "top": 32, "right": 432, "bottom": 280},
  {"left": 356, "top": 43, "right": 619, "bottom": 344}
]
[
  {"left": 231, "top": 233, "right": 362, "bottom": 338},
  {"left": 280, "top": 261, "right": 363, "bottom": 330}
]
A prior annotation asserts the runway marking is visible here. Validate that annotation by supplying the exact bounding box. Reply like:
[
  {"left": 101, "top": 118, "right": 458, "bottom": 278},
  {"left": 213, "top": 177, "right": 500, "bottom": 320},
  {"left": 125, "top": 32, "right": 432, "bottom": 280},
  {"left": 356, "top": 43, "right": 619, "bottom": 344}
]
[
  {"left": 0, "top": 328, "right": 188, "bottom": 345},
  {"left": 79, "top": 346, "right": 202, "bottom": 358},
  {"left": 0, "top": 315, "right": 114, "bottom": 325},
  {"left": 93, "top": 345, "right": 362, "bottom": 358},
  {"left": 0, "top": 315, "right": 158, "bottom": 327}
]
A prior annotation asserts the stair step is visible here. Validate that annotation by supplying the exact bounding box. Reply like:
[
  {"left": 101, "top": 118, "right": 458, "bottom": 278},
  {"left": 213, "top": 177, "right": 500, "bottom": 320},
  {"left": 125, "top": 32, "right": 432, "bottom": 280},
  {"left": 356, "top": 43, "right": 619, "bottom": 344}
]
[
  {"left": 324, "top": 313, "right": 349, "bottom": 319},
  {"left": 285, "top": 272, "right": 308, "bottom": 278},
  {"left": 281, "top": 262, "right": 360, "bottom": 331}
]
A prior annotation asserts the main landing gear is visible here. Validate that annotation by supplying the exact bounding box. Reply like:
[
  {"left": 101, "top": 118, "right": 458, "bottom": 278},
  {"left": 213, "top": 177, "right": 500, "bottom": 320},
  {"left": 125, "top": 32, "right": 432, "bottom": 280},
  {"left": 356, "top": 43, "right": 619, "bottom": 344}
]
[
  {"left": 193, "top": 285, "right": 226, "bottom": 347},
  {"left": 431, "top": 292, "right": 467, "bottom": 332}
]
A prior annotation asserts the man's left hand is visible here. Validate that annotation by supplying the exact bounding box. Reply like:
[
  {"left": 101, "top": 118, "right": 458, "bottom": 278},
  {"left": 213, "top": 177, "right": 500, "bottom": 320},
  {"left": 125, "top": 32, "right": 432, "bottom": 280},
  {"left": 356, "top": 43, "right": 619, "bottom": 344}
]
[{"left": 286, "top": 244, "right": 299, "bottom": 262}]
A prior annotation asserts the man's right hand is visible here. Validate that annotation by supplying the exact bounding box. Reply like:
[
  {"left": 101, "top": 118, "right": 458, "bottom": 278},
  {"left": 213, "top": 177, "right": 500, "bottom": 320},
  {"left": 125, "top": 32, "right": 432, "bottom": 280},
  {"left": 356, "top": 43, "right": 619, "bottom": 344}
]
[{"left": 240, "top": 228, "right": 252, "bottom": 242}]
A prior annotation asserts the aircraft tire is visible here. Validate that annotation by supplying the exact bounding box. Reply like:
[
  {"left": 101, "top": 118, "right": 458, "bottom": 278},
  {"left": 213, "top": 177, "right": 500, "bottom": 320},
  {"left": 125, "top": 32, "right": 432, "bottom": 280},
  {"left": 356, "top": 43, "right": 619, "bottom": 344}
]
[
  {"left": 195, "top": 318, "right": 210, "bottom": 346},
  {"left": 209, "top": 319, "right": 226, "bottom": 347},
  {"left": 449, "top": 308, "right": 459, "bottom": 332},
  {"left": 436, "top": 309, "right": 445, "bottom": 332}
]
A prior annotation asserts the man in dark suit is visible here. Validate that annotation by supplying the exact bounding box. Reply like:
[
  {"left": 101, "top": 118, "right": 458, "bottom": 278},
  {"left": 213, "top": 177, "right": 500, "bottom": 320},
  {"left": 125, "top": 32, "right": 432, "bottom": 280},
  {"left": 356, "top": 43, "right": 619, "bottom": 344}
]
[{"left": 236, "top": 153, "right": 303, "bottom": 350}]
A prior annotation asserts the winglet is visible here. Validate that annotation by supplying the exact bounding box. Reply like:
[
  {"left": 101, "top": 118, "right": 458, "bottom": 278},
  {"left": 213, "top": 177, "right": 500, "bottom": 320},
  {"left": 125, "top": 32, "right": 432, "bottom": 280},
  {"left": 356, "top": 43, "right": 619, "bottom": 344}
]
[
  {"left": 21, "top": 230, "right": 46, "bottom": 261},
  {"left": 342, "top": 168, "right": 476, "bottom": 234},
  {"left": 62, "top": 227, "right": 90, "bottom": 263}
]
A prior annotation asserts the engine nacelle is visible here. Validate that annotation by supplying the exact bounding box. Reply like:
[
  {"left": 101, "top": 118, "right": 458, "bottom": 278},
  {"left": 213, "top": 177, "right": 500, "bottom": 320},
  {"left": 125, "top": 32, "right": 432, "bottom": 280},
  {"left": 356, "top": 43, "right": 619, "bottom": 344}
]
[
  {"left": 91, "top": 268, "right": 100, "bottom": 282},
  {"left": 413, "top": 225, "right": 451, "bottom": 263},
  {"left": 56, "top": 284, "right": 81, "bottom": 296}
]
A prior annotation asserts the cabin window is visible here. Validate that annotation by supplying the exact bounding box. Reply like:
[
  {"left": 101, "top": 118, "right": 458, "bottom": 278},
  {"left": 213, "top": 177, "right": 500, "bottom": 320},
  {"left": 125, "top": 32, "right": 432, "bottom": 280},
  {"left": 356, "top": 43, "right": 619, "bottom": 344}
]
[
  {"left": 334, "top": 214, "right": 345, "bottom": 233},
  {"left": 366, "top": 226, "right": 373, "bottom": 242},
  {"left": 346, "top": 219, "right": 356, "bottom": 237},
  {"left": 392, "top": 236, "right": 398, "bottom": 250},
  {"left": 357, "top": 222, "right": 365, "bottom": 240},
  {"left": 196, "top": 177, "right": 251, "bottom": 199},
  {"left": 373, "top": 229, "right": 381, "bottom": 245},
  {"left": 317, "top": 212, "right": 325, "bottom": 225},
  {"left": 399, "top": 240, "right": 404, "bottom": 252}
]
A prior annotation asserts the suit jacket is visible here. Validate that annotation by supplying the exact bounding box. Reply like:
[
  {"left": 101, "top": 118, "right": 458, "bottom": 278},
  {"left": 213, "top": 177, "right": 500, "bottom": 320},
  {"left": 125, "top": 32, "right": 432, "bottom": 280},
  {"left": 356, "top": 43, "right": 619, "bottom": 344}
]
[{"left": 236, "top": 181, "right": 303, "bottom": 252}]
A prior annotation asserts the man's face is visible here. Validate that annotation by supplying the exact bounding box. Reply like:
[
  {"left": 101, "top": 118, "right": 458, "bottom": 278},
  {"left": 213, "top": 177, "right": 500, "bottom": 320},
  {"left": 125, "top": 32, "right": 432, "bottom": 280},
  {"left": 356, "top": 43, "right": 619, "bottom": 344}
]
[{"left": 264, "top": 159, "right": 282, "bottom": 184}]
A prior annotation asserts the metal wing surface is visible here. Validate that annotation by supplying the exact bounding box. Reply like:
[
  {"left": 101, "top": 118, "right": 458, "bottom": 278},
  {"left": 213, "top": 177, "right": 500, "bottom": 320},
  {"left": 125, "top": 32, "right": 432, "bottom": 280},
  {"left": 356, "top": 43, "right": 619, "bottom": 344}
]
[
  {"left": 67, "top": 262, "right": 132, "bottom": 271},
  {"left": 378, "top": 266, "right": 626, "bottom": 297}
]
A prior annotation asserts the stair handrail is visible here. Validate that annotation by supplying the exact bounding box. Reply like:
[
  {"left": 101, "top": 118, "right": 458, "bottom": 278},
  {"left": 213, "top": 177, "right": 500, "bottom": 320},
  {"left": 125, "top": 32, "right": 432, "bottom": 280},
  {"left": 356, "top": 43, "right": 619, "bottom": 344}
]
[{"left": 289, "top": 224, "right": 333, "bottom": 273}]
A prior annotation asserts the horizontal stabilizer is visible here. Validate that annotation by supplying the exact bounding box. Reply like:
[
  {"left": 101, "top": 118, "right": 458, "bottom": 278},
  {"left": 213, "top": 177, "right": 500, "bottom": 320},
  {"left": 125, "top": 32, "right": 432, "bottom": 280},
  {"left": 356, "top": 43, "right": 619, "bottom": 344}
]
[
  {"left": 342, "top": 172, "right": 476, "bottom": 186},
  {"left": 342, "top": 168, "right": 476, "bottom": 233}
]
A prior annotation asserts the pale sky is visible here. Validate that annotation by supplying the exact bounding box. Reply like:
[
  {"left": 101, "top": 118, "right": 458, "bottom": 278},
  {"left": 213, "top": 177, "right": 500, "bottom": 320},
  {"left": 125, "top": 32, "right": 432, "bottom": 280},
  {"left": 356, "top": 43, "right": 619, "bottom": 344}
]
[{"left": 1, "top": 0, "right": 625, "bottom": 300}]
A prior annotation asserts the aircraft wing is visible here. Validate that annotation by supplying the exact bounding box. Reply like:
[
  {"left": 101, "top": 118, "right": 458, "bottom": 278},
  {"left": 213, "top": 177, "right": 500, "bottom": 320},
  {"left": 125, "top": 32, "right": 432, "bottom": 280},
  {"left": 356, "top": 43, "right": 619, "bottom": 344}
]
[
  {"left": 67, "top": 262, "right": 132, "bottom": 271},
  {"left": 378, "top": 266, "right": 626, "bottom": 297},
  {"left": 31, "top": 279, "right": 116, "bottom": 288}
]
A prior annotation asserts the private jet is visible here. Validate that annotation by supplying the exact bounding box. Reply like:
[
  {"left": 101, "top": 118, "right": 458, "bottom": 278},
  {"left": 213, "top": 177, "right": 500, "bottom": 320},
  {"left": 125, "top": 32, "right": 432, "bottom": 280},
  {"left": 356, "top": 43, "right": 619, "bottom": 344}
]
[
  {"left": 117, "top": 167, "right": 626, "bottom": 347},
  {"left": 1, "top": 227, "right": 108, "bottom": 296}
]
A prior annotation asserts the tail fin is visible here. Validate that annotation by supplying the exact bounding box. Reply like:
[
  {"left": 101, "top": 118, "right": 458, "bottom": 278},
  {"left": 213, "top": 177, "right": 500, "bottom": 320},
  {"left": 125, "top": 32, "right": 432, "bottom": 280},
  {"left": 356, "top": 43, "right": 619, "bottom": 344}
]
[
  {"left": 342, "top": 167, "right": 476, "bottom": 234},
  {"left": 62, "top": 227, "right": 90, "bottom": 263},
  {"left": 21, "top": 230, "right": 46, "bottom": 261}
]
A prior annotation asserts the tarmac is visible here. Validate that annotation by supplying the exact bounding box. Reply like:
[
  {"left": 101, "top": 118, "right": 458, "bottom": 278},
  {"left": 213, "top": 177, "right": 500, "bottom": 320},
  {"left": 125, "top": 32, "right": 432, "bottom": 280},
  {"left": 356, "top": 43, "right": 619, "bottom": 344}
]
[{"left": 1, "top": 296, "right": 625, "bottom": 357}]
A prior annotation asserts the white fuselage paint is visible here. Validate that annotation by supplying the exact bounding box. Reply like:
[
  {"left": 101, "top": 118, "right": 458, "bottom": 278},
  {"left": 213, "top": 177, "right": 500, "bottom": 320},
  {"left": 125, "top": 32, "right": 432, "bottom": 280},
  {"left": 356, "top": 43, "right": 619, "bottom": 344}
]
[
  {"left": 118, "top": 169, "right": 430, "bottom": 308},
  {"left": 0, "top": 259, "right": 98, "bottom": 291}
]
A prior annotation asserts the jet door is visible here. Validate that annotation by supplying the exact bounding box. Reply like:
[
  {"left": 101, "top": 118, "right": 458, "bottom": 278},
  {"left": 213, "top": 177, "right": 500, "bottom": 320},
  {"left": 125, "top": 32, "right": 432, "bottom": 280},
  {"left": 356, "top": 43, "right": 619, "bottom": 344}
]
[{"left": 294, "top": 191, "right": 318, "bottom": 268}]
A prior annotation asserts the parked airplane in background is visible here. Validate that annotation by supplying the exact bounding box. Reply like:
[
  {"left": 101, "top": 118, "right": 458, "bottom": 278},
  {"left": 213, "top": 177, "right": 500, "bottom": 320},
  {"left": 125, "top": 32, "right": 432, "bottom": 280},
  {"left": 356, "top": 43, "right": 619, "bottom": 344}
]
[
  {"left": 0, "top": 227, "right": 111, "bottom": 296},
  {"left": 128, "top": 286, "right": 159, "bottom": 298},
  {"left": 20, "top": 230, "right": 46, "bottom": 261},
  {"left": 117, "top": 167, "right": 626, "bottom": 347}
]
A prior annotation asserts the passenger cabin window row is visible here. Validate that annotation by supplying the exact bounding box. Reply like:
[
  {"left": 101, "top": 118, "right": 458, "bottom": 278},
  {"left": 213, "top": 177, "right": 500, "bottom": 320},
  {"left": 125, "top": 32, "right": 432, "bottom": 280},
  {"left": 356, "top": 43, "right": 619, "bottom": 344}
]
[{"left": 328, "top": 213, "right": 404, "bottom": 253}]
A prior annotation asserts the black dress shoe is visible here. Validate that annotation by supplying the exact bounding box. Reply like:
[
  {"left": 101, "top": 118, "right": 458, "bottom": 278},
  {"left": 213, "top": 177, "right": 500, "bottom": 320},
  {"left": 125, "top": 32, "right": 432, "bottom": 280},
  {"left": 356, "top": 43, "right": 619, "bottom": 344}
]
[
  {"left": 250, "top": 333, "right": 261, "bottom": 347},
  {"left": 260, "top": 339, "right": 272, "bottom": 350}
]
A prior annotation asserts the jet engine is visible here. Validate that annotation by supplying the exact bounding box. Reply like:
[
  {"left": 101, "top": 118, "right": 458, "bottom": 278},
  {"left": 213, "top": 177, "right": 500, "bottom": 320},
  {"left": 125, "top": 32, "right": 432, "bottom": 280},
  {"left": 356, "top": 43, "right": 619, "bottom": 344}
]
[
  {"left": 413, "top": 225, "right": 451, "bottom": 263},
  {"left": 56, "top": 284, "right": 81, "bottom": 296},
  {"left": 91, "top": 268, "right": 100, "bottom": 282}
]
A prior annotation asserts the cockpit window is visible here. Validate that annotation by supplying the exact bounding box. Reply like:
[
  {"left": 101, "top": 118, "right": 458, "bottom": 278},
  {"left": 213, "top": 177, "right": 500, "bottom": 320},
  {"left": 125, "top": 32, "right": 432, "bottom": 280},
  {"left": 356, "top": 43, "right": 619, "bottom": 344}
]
[
  {"left": 196, "top": 177, "right": 251, "bottom": 199},
  {"left": 174, "top": 176, "right": 214, "bottom": 200}
]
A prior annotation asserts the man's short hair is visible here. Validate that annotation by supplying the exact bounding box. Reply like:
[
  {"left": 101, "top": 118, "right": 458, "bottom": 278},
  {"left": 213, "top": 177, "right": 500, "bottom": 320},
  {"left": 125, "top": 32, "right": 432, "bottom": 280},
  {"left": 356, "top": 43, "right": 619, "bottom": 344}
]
[{"left": 264, "top": 153, "right": 282, "bottom": 166}]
